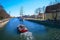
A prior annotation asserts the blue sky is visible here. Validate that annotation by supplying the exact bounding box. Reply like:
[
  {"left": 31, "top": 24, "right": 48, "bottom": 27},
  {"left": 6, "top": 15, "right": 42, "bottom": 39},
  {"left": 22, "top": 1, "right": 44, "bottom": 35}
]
[{"left": 0, "top": 0, "right": 60, "bottom": 17}]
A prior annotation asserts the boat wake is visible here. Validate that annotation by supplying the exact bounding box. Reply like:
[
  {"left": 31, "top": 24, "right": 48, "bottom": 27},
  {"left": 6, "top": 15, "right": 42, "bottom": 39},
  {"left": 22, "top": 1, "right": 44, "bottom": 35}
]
[{"left": 20, "top": 31, "right": 33, "bottom": 40}]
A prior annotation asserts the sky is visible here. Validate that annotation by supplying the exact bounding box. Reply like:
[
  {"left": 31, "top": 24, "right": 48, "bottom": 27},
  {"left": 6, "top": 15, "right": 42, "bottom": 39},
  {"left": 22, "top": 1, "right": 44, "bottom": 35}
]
[{"left": 0, "top": 0, "right": 60, "bottom": 17}]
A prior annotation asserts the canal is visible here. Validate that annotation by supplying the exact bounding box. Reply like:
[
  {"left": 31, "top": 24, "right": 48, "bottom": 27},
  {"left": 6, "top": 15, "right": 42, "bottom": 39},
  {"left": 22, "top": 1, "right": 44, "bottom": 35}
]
[{"left": 0, "top": 18, "right": 60, "bottom": 40}]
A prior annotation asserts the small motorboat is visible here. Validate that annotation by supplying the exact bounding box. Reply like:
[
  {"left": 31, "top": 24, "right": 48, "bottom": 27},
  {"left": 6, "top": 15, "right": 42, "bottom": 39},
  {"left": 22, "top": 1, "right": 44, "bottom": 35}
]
[
  {"left": 17, "top": 24, "right": 28, "bottom": 33},
  {"left": 17, "top": 24, "right": 33, "bottom": 40}
]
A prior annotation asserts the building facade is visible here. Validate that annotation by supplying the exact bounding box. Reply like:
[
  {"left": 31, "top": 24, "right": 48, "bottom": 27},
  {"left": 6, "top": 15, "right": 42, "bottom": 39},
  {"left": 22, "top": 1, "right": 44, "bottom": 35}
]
[
  {"left": 37, "top": 13, "right": 45, "bottom": 20},
  {"left": 45, "top": 3, "right": 60, "bottom": 20}
]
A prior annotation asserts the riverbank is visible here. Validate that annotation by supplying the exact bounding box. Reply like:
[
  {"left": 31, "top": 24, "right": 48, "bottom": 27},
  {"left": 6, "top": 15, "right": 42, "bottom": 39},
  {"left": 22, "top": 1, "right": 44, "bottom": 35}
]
[
  {"left": 25, "top": 19, "right": 60, "bottom": 28},
  {"left": 0, "top": 18, "right": 10, "bottom": 28}
]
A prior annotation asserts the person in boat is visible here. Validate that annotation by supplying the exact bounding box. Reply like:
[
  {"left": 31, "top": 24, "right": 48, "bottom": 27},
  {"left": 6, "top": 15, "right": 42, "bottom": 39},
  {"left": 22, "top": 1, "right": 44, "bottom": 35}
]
[{"left": 18, "top": 25, "right": 28, "bottom": 33}]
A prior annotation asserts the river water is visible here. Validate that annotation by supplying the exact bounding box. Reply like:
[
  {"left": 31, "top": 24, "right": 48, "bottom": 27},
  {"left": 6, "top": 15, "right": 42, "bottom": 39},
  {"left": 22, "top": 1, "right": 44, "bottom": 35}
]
[{"left": 0, "top": 18, "right": 60, "bottom": 40}]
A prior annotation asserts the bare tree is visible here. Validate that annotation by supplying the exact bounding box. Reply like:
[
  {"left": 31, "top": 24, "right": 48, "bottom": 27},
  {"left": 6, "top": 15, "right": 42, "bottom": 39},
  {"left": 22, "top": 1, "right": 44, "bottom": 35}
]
[
  {"left": 34, "top": 8, "right": 41, "bottom": 19},
  {"left": 35, "top": 8, "right": 41, "bottom": 14}
]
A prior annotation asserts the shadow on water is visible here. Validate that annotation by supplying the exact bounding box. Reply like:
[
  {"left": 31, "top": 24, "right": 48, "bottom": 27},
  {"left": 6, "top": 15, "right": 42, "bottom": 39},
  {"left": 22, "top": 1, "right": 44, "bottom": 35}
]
[{"left": 0, "top": 18, "right": 47, "bottom": 40}]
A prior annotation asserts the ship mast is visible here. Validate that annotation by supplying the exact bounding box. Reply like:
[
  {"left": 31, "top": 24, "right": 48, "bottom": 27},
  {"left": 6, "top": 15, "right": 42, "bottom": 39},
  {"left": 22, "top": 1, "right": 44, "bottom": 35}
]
[{"left": 20, "top": 6, "right": 23, "bottom": 17}]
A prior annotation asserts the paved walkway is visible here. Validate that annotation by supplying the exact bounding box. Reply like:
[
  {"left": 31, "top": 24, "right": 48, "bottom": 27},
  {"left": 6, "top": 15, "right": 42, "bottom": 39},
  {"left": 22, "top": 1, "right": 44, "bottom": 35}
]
[{"left": 0, "top": 18, "right": 10, "bottom": 28}]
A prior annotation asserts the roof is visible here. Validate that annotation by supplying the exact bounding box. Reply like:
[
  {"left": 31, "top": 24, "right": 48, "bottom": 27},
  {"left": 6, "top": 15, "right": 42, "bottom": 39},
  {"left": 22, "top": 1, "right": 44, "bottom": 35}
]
[{"left": 45, "top": 3, "right": 60, "bottom": 13}]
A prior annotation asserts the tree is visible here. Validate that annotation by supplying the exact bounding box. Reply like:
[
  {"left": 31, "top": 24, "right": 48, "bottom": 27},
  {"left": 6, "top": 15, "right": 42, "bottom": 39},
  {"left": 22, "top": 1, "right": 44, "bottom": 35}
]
[
  {"left": 35, "top": 8, "right": 41, "bottom": 15},
  {"left": 34, "top": 8, "right": 41, "bottom": 18}
]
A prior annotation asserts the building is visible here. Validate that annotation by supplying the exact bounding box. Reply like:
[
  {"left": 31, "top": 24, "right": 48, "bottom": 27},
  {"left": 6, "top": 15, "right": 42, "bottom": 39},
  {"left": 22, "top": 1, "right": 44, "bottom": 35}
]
[
  {"left": 0, "top": 5, "right": 10, "bottom": 19},
  {"left": 36, "top": 13, "right": 45, "bottom": 20},
  {"left": 45, "top": 3, "right": 60, "bottom": 20}
]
